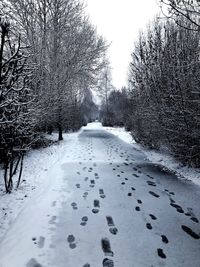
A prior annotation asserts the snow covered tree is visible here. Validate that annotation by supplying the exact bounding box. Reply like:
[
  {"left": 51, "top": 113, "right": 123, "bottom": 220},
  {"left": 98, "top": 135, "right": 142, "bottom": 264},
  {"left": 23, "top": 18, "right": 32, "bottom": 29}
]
[
  {"left": 81, "top": 88, "right": 99, "bottom": 123},
  {"left": 128, "top": 18, "right": 200, "bottom": 166},
  {"left": 100, "top": 88, "right": 129, "bottom": 127},
  {"left": 0, "top": 18, "right": 36, "bottom": 192},
  {"left": 1, "top": 0, "right": 107, "bottom": 141},
  {"left": 160, "top": 0, "right": 200, "bottom": 30},
  {"left": 0, "top": 0, "right": 108, "bottom": 192},
  {"left": 97, "top": 59, "right": 114, "bottom": 125}
]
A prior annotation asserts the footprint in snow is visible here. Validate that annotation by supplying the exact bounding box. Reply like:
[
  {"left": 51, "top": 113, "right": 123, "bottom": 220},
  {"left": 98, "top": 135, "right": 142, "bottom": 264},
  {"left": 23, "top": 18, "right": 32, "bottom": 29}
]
[
  {"left": 161, "top": 235, "right": 169, "bottom": 244},
  {"left": 51, "top": 201, "right": 56, "bottom": 207},
  {"left": 147, "top": 174, "right": 154, "bottom": 179},
  {"left": 83, "top": 192, "right": 88, "bottom": 199},
  {"left": 94, "top": 199, "right": 100, "bottom": 207},
  {"left": 109, "top": 228, "right": 118, "bottom": 235},
  {"left": 106, "top": 216, "right": 118, "bottom": 235},
  {"left": 94, "top": 173, "right": 99, "bottom": 179},
  {"left": 26, "top": 258, "right": 43, "bottom": 267},
  {"left": 71, "top": 202, "right": 78, "bottom": 210},
  {"left": 101, "top": 238, "right": 114, "bottom": 257},
  {"left": 80, "top": 216, "right": 88, "bottom": 226},
  {"left": 149, "top": 191, "right": 160, "bottom": 198},
  {"left": 149, "top": 214, "right": 157, "bottom": 220},
  {"left": 157, "top": 248, "right": 166, "bottom": 259},
  {"left": 49, "top": 216, "right": 57, "bottom": 224},
  {"left": 92, "top": 199, "right": 100, "bottom": 214},
  {"left": 170, "top": 203, "right": 184, "bottom": 213},
  {"left": 147, "top": 181, "right": 156, "bottom": 187},
  {"left": 146, "top": 223, "right": 152, "bottom": 230},
  {"left": 181, "top": 225, "right": 200, "bottom": 239},
  {"left": 190, "top": 217, "right": 199, "bottom": 223},
  {"left": 32, "top": 237, "right": 37, "bottom": 244},
  {"left": 99, "top": 189, "right": 106, "bottom": 199},
  {"left": 90, "top": 180, "right": 95, "bottom": 188},
  {"left": 185, "top": 212, "right": 191, "bottom": 217},
  {"left": 67, "top": 234, "right": 76, "bottom": 249},
  {"left": 170, "top": 197, "right": 175, "bottom": 203}
]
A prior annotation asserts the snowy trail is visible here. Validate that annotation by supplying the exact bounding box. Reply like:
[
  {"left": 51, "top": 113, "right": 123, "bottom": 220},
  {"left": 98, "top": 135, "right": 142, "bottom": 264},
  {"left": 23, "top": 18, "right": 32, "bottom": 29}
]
[{"left": 0, "top": 123, "right": 200, "bottom": 267}]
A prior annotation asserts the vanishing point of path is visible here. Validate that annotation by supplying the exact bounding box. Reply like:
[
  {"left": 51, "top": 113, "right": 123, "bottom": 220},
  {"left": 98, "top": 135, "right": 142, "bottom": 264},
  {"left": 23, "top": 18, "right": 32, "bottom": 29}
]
[{"left": 0, "top": 123, "right": 200, "bottom": 267}]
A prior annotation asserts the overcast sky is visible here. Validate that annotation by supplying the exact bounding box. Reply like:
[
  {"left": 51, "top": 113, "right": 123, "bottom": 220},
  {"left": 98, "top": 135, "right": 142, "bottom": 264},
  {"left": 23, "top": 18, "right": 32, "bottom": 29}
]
[{"left": 85, "top": 0, "right": 161, "bottom": 89}]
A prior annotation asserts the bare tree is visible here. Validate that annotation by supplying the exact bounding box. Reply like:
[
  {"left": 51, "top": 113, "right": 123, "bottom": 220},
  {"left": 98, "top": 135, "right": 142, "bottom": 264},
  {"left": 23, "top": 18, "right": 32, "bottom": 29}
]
[
  {"left": 2, "top": 0, "right": 107, "bottom": 141},
  {"left": 160, "top": 0, "right": 200, "bottom": 30},
  {"left": 97, "top": 60, "right": 113, "bottom": 112}
]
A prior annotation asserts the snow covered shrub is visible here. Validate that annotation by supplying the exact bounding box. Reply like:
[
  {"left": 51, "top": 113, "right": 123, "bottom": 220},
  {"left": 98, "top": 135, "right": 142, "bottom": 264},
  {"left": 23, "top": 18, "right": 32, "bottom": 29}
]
[
  {"left": 128, "top": 18, "right": 200, "bottom": 167},
  {"left": 0, "top": 19, "right": 36, "bottom": 192}
]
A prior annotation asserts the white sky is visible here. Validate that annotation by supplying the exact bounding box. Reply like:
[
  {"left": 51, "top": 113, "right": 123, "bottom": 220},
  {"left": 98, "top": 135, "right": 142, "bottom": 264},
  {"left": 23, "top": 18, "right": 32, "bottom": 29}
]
[{"left": 85, "top": 0, "right": 161, "bottom": 89}]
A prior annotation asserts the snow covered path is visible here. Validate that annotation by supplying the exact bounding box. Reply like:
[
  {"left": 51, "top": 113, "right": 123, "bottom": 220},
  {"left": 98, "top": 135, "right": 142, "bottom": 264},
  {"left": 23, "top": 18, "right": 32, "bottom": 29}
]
[{"left": 0, "top": 123, "right": 200, "bottom": 267}]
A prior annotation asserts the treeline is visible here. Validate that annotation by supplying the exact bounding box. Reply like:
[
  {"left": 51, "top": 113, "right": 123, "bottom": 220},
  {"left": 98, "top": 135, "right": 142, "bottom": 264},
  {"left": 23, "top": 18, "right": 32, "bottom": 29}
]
[
  {"left": 0, "top": 0, "right": 106, "bottom": 192},
  {"left": 100, "top": 88, "right": 129, "bottom": 127},
  {"left": 101, "top": 2, "right": 200, "bottom": 167},
  {"left": 128, "top": 16, "right": 200, "bottom": 167}
]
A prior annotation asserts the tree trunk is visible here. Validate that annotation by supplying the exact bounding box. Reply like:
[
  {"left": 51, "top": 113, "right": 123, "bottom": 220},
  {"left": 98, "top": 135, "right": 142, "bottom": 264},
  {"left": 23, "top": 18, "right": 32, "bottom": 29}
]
[
  {"left": 12, "top": 155, "right": 21, "bottom": 176},
  {"left": 58, "top": 124, "right": 63, "bottom": 141},
  {"left": 4, "top": 160, "right": 9, "bottom": 193},
  {"left": 17, "top": 153, "right": 24, "bottom": 188},
  {"left": 0, "top": 25, "right": 6, "bottom": 82},
  {"left": 47, "top": 126, "right": 53, "bottom": 135},
  {"left": 8, "top": 151, "right": 14, "bottom": 192}
]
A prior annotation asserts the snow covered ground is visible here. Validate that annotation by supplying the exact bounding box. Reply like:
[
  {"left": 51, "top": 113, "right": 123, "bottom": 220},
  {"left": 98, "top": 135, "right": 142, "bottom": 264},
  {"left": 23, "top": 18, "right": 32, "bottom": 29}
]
[
  {"left": 105, "top": 126, "right": 200, "bottom": 187},
  {"left": 0, "top": 122, "right": 200, "bottom": 267},
  {"left": 104, "top": 126, "right": 135, "bottom": 145},
  {"left": 0, "top": 132, "right": 79, "bottom": 243}
]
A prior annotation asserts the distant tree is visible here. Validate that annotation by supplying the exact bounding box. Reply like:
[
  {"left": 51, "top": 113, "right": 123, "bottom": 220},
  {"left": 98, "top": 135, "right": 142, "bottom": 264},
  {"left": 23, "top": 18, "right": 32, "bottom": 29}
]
[
  {"left": 97, "top": 60, "right": 113, "bottom": 112},
  {"left": 81, "top": 88, "right": 99, "bottom": 124},
  {"left": 100, "top": 88, "right": 129, "bottom": 127}
]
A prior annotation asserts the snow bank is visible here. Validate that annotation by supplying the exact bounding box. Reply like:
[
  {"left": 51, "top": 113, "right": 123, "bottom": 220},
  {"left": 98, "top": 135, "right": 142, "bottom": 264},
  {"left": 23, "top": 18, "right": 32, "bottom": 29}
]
[
  {"left": 82, "top": 121, "right": 102, "bottom": 130},
  {"left": 104, "top": 126, "right": 136, "bottom": 144},
  {"left": 104, "top": 126, "right": 200, "bottom": 187}
]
